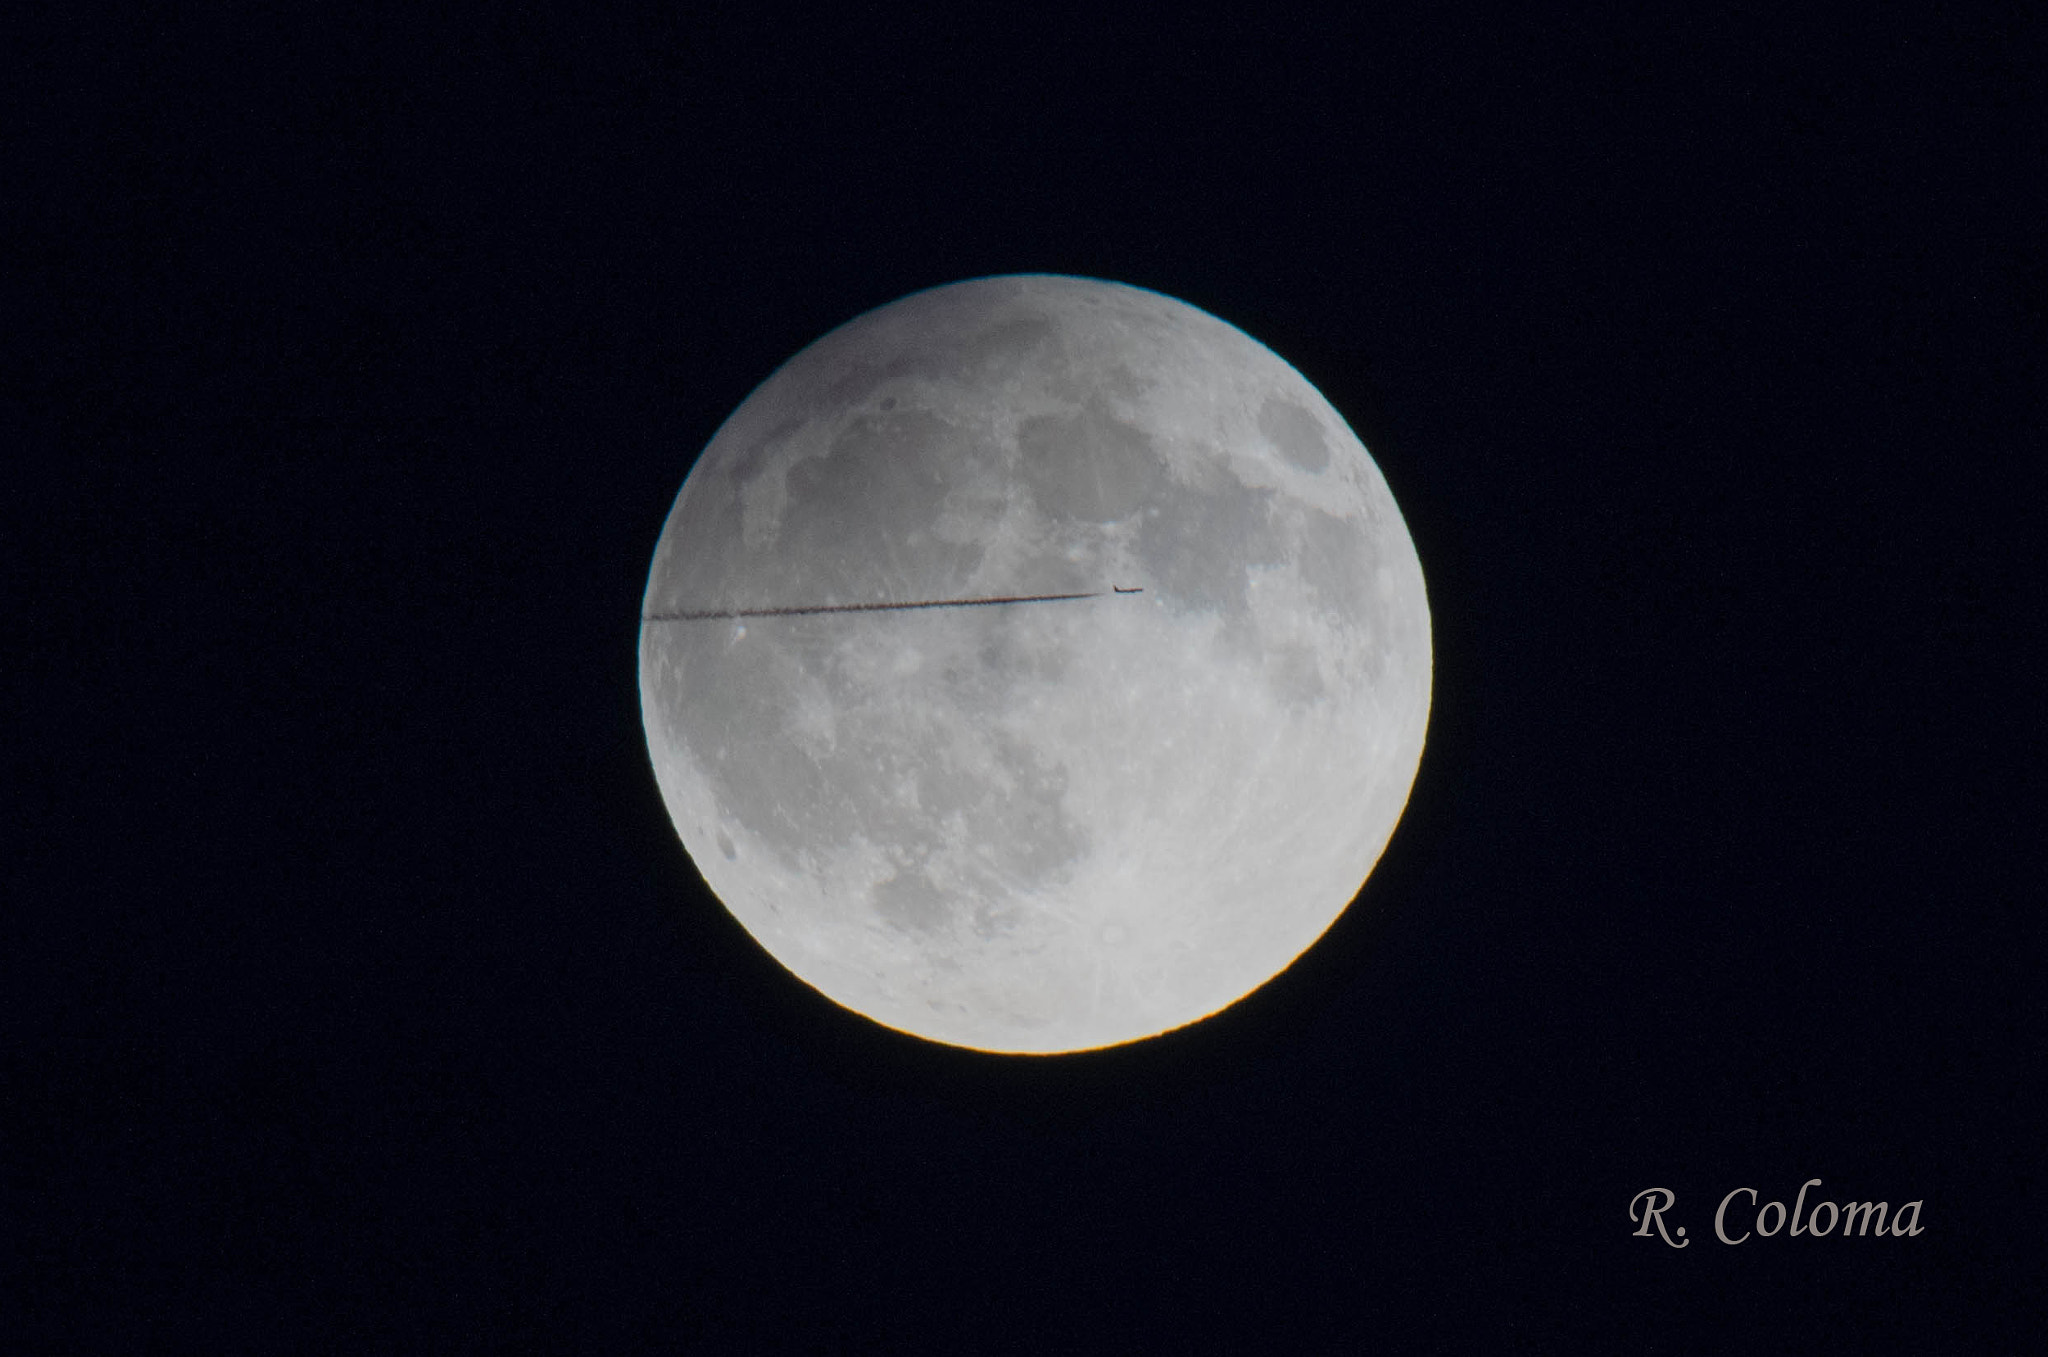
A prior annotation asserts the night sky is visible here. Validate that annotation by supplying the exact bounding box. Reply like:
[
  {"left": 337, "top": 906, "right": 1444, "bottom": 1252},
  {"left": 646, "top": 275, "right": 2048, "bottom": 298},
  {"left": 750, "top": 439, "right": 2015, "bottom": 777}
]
[{"left": 10, "top": 6, "right": 2041, "bottom": 1349}]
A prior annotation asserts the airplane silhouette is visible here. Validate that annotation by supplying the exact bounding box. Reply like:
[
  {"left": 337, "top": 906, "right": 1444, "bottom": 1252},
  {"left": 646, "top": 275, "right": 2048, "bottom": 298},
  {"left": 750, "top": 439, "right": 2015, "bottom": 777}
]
[{"left": 1113, "top": 585, "right": 1143, "bottom": 594}]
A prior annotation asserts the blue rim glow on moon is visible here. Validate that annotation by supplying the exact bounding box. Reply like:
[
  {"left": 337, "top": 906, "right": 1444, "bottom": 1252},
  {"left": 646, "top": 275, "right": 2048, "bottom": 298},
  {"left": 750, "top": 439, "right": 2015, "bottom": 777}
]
[{"left": 639, "top": 275, "right": 1431, "bottom": 1053}]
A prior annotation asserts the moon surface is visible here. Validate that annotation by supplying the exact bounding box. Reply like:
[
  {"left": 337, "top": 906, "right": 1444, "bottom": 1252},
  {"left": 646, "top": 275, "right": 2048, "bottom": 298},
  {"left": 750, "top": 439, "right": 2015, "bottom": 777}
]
[{"left": 639, "top": 275, "right": 1430, "bottom": 1053}]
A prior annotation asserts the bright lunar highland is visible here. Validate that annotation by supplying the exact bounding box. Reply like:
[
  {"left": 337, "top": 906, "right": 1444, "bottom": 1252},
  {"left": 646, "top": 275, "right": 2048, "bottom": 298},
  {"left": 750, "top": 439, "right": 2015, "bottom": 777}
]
[{"left": 639, "top": 275, "right": 1430, "bottom": 1053}]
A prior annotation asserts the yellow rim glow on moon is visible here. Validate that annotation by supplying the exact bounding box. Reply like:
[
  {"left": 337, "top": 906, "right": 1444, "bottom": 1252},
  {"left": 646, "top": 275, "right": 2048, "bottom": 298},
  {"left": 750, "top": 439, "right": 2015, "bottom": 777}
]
[{"left": 640, "top": 275, "right": 1431, "bottom": 1053}]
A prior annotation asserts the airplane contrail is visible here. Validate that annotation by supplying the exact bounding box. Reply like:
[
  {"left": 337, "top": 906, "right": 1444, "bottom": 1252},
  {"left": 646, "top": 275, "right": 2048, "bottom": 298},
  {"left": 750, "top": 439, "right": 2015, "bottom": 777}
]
[{"left": 643, "top": 588, "right": 1141, "bottom": 623}]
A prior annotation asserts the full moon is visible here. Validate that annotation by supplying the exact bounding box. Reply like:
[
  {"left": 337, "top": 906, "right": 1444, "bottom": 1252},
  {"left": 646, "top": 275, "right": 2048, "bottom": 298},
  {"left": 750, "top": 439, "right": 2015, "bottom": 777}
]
[{"left": 639, "top": 275, "right": 1430, "bottom": 1053}]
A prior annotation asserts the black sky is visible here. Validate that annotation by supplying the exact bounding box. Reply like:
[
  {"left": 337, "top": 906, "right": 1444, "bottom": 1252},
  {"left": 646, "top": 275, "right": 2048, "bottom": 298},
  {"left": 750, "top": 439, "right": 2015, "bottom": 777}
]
[{"left": 8, "top": 5, "right": 2043, "bottom": 1349}]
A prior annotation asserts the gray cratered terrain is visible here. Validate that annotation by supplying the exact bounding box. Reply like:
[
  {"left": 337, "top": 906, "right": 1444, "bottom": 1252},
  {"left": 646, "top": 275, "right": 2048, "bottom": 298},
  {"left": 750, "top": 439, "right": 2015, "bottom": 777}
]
[{"left": 640, "top": 275, "right": 1430, "bottom": 1052}]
